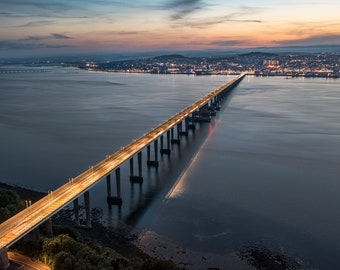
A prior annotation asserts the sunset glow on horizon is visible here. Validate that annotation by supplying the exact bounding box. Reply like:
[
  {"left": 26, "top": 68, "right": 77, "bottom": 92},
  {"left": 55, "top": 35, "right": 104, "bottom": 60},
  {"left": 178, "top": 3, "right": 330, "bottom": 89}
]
[{"left": 1, "top": 0, "right": 340, "bottom": 57}]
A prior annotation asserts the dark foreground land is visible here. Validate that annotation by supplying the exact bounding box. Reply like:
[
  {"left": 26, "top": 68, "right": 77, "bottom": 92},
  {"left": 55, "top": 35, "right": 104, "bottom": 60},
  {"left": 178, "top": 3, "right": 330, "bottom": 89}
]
[{"left": 1, "top": 182, "right": 307, "bottom": 269}]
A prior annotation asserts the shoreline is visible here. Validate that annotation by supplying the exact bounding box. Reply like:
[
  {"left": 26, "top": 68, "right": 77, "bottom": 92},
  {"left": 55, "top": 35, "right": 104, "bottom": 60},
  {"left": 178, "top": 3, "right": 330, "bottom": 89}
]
[
  {"left": 82, "top": 68, "right": 340, "bottom": 79},
  {"left": 2, "top": 181, "right": 246, "bottom": 269},
  {"left": 1, "top": 181, "right": 306, "bottom": 269},
  {"left": 0, "top": 182, "right": 46, "bottom": 204}
]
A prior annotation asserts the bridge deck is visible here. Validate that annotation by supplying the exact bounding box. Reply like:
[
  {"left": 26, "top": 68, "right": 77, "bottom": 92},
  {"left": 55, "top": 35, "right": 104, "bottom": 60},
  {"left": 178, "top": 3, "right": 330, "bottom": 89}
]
[{"left": 0, "top": 74, "right": 245, "bottom": 249}]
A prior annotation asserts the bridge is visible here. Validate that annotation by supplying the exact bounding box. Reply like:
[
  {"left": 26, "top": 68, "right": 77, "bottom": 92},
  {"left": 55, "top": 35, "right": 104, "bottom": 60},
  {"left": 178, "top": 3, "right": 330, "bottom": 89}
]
[
  {"left": 0, "top": 69, "right": 51, "bottom": 74},
  {"left": 0, "top": 74, "right": 245, "bottom": 269}
]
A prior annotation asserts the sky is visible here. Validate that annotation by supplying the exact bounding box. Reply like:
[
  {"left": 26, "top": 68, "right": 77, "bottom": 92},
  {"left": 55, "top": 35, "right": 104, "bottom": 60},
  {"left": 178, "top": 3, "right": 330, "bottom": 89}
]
[{"left": 1, "top": 0, "right": 340, "bottom": 57}]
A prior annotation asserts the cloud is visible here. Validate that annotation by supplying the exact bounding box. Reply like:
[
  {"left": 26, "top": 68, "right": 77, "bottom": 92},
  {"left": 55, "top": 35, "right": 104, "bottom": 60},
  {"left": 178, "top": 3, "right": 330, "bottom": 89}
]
[
  {"left": 276, "top": 34, "right": 340, "bottom": 46},
  {"left": 185, "top": 16, "right": 262, "bottom": 28},
  {"left": 167, "top": 5, "right": 262, "bottom": 28},
  {"left": 24, "top": 36, "right": 44, "bottom": 41},
  {"left": 52, "top": 33, "right": 71, "bottom": 39},
  {"left": 0, "top": 40, "right": 70, "bottom": 50},
  {"left": 85, "top": 30, "right": 149, "bottom": 38},
  {"left": 16, "top": 20, "right": 54, "bottom": 27},
  {"left": 0, "top": 33, "right": 73, "bottom": 51},
  {"left": 0, "top": 12, "right": 13, "bottom": 16},
  {"left": 0, "top": 0, "right": 70, "bottom": 11},
  {"left": 20, "top": 33, "right": 72, "bottom": 41},
  {"left": 109, "top": 31, "right": 146, "bottom": 36},
  {"left": 163, "top": 0, "right": 205, "bottom": 20},
  {"left": 1, "top": 0, "right": 91, "bottom": 19}
]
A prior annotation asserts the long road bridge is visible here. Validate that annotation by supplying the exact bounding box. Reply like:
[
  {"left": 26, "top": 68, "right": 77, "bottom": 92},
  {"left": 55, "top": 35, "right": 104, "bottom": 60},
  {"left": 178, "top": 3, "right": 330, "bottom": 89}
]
[
  {"left": 0, "top": 74, "right": 245, "bottom": 269},
  {"left": 0, "top": 69, "right": 51, "bottom": 74}
]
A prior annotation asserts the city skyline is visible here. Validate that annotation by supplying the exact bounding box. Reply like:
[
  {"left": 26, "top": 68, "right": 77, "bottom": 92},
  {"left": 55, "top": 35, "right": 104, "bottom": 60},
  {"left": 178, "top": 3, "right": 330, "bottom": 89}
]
[{"left": 1, "top": 0, "right": 340, "bottom": 57}]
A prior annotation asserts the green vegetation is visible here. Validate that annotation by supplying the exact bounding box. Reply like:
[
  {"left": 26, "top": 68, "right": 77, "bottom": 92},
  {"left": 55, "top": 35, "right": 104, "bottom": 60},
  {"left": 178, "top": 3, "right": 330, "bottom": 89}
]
[
  {"left": 0, "top": 188, "right": 24, "bottom": 223},
  {"left": 1, "top": 187, "right": 180, "bottom": 270},
  {"left": 39, "top": 234, "right": 179, "bottom": 270}
]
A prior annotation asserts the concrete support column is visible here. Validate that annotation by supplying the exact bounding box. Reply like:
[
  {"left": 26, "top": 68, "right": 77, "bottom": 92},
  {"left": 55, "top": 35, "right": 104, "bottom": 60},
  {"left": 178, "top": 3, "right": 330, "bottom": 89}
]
[
  {"left": 130, "top": 155, "right": 143, "bottom": 184},
  {"left": 73, "top": 198, "right": 80, "bottom": 226},
  {"left": 129, "top": 157, "right": 134, "bottom": 176},
  {"left": 147, "top": 140, "right": 159, "bottom": 167},
  {"left": 45, "top": 218, "right": 53, "bottom": 237},
  {"left": 167, "top": 130, "right": 171, "bottom": 149},
  {"left": 188, "top": 115, "right": 195, "bottom": 131},
  {"left": 115, "top": 168, "right": 121, "bottom": 198},
  {"left": 160, "top": 135, "right": 164, "bottom": 149},
  {"left": 138, "top": 151, "right": 142, "bottom": 177},
  {"left": 180, "top": 119, "right": 189, "bottom": 137},
  {"left": 0, "top": 248, "right": 9, "bottom": 270},
  {"left": 147, "top": 145, "right": 151, "bottom": 161},
  {"left": 106, "top": 174, "right": 111, "bottom": 197},
  {"left": 171, "top": 125, "right": 180, "bottom": 144},
  {"left": 160, "top": 133, "right": 171, "bottom": 155},
  {"left": 84, "top": 191, "right": 91, "bottom": 228},
  {"left": 154, "top": 140, "right": 158, "bottom": 162},
  {"left": 33, "top": 227, "right": 40, "bottom": 243},
  {"left": 107, "top": 169, "right": 122, "bottom": 206}
]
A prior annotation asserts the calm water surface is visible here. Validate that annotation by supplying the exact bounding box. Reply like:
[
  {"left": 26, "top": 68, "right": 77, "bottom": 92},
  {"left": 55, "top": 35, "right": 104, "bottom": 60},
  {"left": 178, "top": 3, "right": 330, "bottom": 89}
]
[
  {"left": 1, "top": 67, "right": 340, "bottom": 269},
  {"left": 142, "top": 76, "right": 340, "bottom": 269}
]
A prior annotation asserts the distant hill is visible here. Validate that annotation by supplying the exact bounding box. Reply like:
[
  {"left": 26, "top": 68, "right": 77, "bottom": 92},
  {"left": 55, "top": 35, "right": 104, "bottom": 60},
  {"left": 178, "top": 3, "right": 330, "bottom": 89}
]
[
  {"left": 152, "top": 54, "right": 187, "bottom": 60},
  {"left": 237, "top": 52, "right": 278, "bottom": 57}
]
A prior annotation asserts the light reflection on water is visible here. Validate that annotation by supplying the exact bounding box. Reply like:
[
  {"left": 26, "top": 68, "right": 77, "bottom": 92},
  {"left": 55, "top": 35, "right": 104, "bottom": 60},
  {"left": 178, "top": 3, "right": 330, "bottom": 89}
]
[{"left": 142, "top": 76, "right": 340, "bottom": 269}]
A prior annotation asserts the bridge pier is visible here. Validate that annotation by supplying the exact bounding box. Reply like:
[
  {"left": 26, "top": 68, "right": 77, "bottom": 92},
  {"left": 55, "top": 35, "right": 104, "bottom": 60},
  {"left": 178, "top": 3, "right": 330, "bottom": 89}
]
[
  {"left": 188, "top": 115, "right": 196, "bottom": 131},
  {"left": 160, "top": 132, "right": 171, "bottom": 155},
  {"left": 73, "top": 198, "right": 80, "bottom": 227},
  {"left": 0, "top": 248, "right": 9, "bottom": 270},
  {"left": 84, "top": 191, "right": 91, "bottom": 229},
  {"left": 115, "top": 169, "right": 122, "bottom": 198},
  {"left": 171, "top": 125, "right": 180, "bottom": 144},
  {"left": 45, "top": 218, "right": 53, "bottom": 238},
  {"left": 180, "top": 119, "right": 189, "bottom": 136},
  {"left": 130, "top": 153, "right": 143, "bottom": 184},
  {"left": 177, "top": 123, "right": 181, "bottom": 139},
  {"left": 106, "top": 174, "right": 111, "bottom": 197},
  {"left": 73, "top": 192, "right": 91, "bottom": 229},
  {"left": 106, "top": 169, "right": 122, "bottom": 206},
  {"left": 147, "top": 140, "right": 159, "bottom": 167},
  {"left": 31, "top": 218, "right": 52, "bottom": 243},
  {"left": 33, "top": 227, "right": 40, "bottom": 244}
]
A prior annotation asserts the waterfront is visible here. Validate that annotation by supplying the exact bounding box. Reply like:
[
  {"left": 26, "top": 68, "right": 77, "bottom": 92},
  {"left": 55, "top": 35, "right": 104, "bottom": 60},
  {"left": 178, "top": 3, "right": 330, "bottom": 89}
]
[{"left": 1, "top": 67, "right": 340, "bottom": 269}]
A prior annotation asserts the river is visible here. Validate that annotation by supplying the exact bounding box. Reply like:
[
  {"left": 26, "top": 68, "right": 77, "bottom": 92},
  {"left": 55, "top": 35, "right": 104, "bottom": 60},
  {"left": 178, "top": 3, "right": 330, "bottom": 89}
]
[{"left": 1, "top": 66, "right": 340, "bottom": 269}]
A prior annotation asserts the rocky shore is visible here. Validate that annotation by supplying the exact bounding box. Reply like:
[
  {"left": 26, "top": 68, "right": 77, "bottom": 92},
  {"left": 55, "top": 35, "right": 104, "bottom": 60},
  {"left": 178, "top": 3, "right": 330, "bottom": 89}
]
[{"left": 1, "top": 182, "right": 306, "bottom": 269}]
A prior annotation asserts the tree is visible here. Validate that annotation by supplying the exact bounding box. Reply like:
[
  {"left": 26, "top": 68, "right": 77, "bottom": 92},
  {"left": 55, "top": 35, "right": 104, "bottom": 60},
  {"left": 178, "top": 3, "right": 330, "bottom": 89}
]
[
  {"left": 54, "top": 251, "right": 75, "bottom": 270},
  {"left": 0, "top": 188, "right": 24, "bottom": 223}
]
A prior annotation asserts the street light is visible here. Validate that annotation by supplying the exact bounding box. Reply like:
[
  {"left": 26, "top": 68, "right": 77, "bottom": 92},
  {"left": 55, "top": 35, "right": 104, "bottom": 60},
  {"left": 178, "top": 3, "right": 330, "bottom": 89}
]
[{"left": 48, "top": 191, "right": 52, "bottom": 201}]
